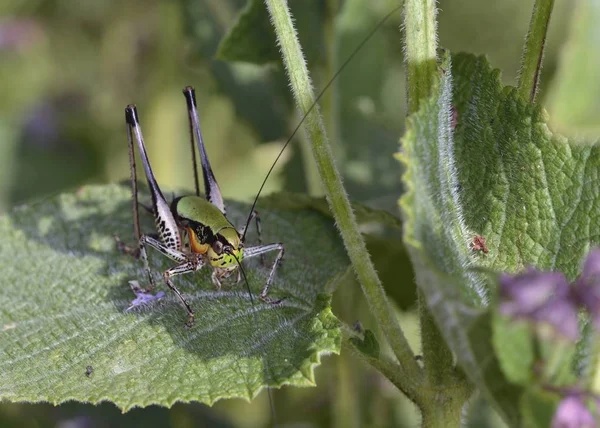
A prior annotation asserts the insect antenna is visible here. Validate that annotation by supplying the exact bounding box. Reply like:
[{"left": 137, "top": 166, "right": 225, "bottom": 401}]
[
  {"left": 229, "top": 251, "right": 278, "bottom": 426},
  {"left": 240, "top": 4, "right": 402, "bottom": 242}
]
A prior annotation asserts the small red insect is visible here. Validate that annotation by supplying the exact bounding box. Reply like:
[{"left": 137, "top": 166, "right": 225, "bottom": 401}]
[
  {"left": 471, "top": 235, "right": 489, "bottom": 254},
  {"left": 450, "top": 105, "right": 459, "bottom": 130}
]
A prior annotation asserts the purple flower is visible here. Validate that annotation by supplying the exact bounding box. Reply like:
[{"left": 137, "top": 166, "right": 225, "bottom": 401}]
[
  {"left": 0, "top": 19, "right": 43, "bottom": 51},
  {"left": 551, "top": 395, "right": 596, "bottom": 428},
  {"left": 574, "top": 248, "right": 600, "bottom": 330},
  {"left": 581, "top": 248, "right": 600, "bottom": 282},
  {"left": 126, "top": 280, "right": 164, "bottom": 311},
  {"left": 499, "top": 268, "right": 579, "bottom": 340}
]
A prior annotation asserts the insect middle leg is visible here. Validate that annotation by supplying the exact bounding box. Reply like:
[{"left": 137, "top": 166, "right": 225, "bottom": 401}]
[
  {"left": 244, "top": 243, "right": 285, "bottom": 302},
  {"left": 139, "top": 235, "right": 203, "bottom": 326}
]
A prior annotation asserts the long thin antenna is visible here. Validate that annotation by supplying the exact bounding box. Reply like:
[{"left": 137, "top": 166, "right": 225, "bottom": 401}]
[
  {"left": 241, "top": 4, "right": 402, "bottom": 242},
  {"left": 231, "top": 253, "right": 278, "bottom": 425}
]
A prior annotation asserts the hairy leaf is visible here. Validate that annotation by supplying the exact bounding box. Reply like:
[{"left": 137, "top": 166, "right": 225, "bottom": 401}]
[
  {"left": 399, "top": 51, "right": 600, "bottom": 425},
  {"left": 217, "top": 0, "right": 324, "bottom": 66},
  {"left": 0, "top": 185, "right": 347, "bottom": 409}
]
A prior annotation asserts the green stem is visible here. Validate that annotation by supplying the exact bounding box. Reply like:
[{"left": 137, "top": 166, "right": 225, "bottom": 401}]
[
  {"left": 343, "top": 333, "right": 422, "bottom": 405},
  {"left": 323, "top": 0, "right": 341, "bottom": 162},
  {"left": 419, "top": 292, "right": 455, "bottom": 385},
  {"left": 404, "top": 0, "right": 457, "bottom": 391},
  {"left": 298, "top": 111, "right": 324, "bottom": 196},
  {"left": 420, "top": 400, "right": 464, "bottom": 428},
  {"left": 404, "top": 0, "right": 438, "bottom": 114},
  {"left": 517, "top": 0, "right": 555, "bottom": 103},
  {"left": 333, "top": 289, "right": 361, "bottom": 428},
  {"left": 264, "top": 0, "right": 422, "bottom": 381}
]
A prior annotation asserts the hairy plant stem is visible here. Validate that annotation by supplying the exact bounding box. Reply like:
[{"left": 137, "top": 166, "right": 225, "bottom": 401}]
[
  {"left": 404, "top": 0, "right": 456, "bottom": 387},
  {"left": 404, "top": 0, "right": 438, "bottom": 115},
  {"left": 323, "top": 0, "right": 341, "bottom": 164},
  {"left": 264, "top": 0, "right": 422, "bottom": 384},
  {"left": 419, "top": 294, "right": 456, "bottom": 385},
  {"left": 403, "top": 0, "right": 472, "bottom": 424},
  {"left": 517, "top": 0, "right": 555, "bottom": 103},
  {"left": 342, "top": 331, "right": 422, "bottom": 405}
]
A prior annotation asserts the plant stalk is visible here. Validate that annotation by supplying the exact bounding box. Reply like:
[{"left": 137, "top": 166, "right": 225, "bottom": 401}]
[
  {"left": 264, "top": 0, "right": 422, "bottom": 381},
  {"left": 404, "top": 0, "right": 438, "bottom": 114},
  {"left": 343, "top": 334, "right": 422, "bottom": 405},
  {"left": 404, "top": 0, "right": 459, "bottom": 391},
  {"left": 419, "top": 292, "right": 456, "bottom": 385},
  {"left": 517, "top": 0, "right": 555, "bottom": 103}
]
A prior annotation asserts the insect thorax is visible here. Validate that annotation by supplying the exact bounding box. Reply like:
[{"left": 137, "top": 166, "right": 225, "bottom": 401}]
[{"left": 171, "top": 195, "right": 243, "bottom": 269}]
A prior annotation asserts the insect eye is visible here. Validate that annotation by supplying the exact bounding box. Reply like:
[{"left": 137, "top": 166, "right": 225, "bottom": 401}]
[{"left": 212, "top": 241, "right": 223, "bottom": 254}]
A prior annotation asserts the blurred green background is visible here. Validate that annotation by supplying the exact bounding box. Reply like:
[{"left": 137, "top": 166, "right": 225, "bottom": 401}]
[{"left": 0, "top": 0, "right": 584, "bottom": 426}]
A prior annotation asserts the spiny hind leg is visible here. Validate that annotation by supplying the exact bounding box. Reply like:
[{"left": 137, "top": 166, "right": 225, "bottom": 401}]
[
  {"left": 137, "top": 234, "right": 188, "bottom": 292},
  {"left": 244, "top": 243, "right": 285, "bottom": 303},
  {"left": 163, "top": 258, "right": 205, "bottom": 328}
]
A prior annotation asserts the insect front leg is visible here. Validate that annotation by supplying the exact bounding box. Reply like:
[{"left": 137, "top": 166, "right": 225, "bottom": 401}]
[
  {"left": 244, "top": 243, "right": 285, "bottom": 302},
  {"left": 141, "top": 234, "right": 204, "bottom": 327},
  {"left": 163, "top": 258, "right": 205, "bottom": 328}
]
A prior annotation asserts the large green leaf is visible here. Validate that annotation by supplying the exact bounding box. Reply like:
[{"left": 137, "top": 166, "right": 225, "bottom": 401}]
[
  {"left": 399, "top": 52, "right": 600, "bottom": 425},
  {"left": 0, "top": 184, "right": 347, "bottom": 409}
]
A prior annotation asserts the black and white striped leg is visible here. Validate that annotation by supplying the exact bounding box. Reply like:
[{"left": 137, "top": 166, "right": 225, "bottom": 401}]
[
  {"left": 163, "top": 259, "right": 205, "bottom": 327},
  {"left": 239, "top": 210, "right": 265, "bottom": 265},
  {"left": 141, "top": 235, "right": 188, "bottom": 263},
  {"left": 138, "top": 234, "right": 193, "bottom": 315},
  {"left": 244, "top": 243, "right": 285, "bottom": 303}
]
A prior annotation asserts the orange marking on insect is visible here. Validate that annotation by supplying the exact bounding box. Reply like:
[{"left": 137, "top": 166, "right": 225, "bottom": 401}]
[{"left": 186, "top": 228, "right": 209, "bottom": 254}]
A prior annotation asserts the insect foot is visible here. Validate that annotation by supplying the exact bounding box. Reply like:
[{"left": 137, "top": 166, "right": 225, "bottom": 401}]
[
  {"left": 185, "top": 314, "right": 195, "bottom": 329},
  {"left": 126, "top": 280, "right": 163, "bottom": 311},
  {"left": 260, "top": 294, "right": 285, "bottom": 305}
]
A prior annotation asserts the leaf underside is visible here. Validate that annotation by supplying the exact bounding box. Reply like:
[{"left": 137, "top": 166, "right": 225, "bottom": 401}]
[
  {"left": 217, "top": 0, "right": 324, "bottom": 66},
  {"left": 0, "top": 185, "right": 347, "bottom": 410},
  {"left": 400, "top": 52, "right": 600, "bottom": 426}
]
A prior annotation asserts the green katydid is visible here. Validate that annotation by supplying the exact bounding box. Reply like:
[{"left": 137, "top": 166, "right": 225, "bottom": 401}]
[
  {"left": 117, "top": 4, "right": 403, "bottom": 330},
  {"left": 120, "top": 87, "right": 284, "bottom": 327}
]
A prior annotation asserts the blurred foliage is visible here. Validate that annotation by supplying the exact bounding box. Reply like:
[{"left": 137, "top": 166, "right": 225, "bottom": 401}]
[
  {"left": 0, "top": 0, "right": 582, "bottom": 426},
  {"left": 546, "top": 0, "right": 600, "bottom": 138}
]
